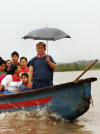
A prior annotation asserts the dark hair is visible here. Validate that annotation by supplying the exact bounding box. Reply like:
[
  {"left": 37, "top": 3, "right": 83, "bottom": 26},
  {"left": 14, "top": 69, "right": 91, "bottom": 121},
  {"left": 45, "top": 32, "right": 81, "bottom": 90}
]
[
  {"left": 11, "top": 51, "right": 19, "bottom": 58},
  {"left": 21, "top": 73, "right": 28, "bottom": 79},
  {"left": 0, "top": 57, "right": 3, "bottom": 66},
  {"left": 36, "top": 42, "right": 46, "bottom": 49},
  {"left": 6, "top": 60, "right": 12, "bottom": 64},
  {"left": 0, "top": 58, "right": 2, "bottom": 66},
  {"left": 7, "top": 64, "right": 20, "bottom": 74},
  {"left": 0, "top": 59, "right": 6, "bottom": 66},
  {"left": 0, "top": 59, "right": 7, "bottom": 72},
  {"left": 20, "top": 57, "right": 27, "bottom": 62},
  {"left": 0, "top": 57, "right": 2, "bottom": 62}
]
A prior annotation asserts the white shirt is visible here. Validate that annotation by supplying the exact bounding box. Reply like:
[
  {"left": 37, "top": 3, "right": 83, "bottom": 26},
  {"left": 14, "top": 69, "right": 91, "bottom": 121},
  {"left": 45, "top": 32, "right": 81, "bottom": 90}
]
[{"left": 1, "top": 75, "right": 22, "bottom": 92}]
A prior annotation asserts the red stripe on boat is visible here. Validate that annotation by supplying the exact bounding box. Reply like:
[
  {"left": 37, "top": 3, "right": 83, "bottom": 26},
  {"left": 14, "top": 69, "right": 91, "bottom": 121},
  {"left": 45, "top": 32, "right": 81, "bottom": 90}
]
[{"left": 0, "top": 96, "right": 53, "bottom": 109}]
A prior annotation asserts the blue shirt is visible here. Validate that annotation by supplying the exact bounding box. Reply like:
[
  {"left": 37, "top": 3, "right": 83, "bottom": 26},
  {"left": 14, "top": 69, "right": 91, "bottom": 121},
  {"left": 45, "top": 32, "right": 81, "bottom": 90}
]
[
  {"left": 28, "top": 55, "right": 55, "bottom": 89},
  {"left": 28, "top": 55, "right": 55, "bottom": 81},
  {"left": 19, "top": 84, "right": 30, "bottom": 91}
]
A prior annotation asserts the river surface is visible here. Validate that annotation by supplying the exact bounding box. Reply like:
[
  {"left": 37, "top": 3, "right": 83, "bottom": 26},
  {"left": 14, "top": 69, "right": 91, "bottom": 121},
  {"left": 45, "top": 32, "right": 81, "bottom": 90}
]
[{"left": 0, "top": 70, "right": 100, "bottom": 134}]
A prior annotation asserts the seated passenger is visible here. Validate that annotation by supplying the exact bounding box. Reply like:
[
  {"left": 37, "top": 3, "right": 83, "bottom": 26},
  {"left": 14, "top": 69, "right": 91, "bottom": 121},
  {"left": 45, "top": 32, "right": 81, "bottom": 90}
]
[
  {"left": 0, "top": 64, "right": 21, "bottom": 94},
  {"left": 11, "top": 51, "right": 19, "bottom": 65},
  {"left": 0, "top": 59, "right": 7, "bottom": 83},
  {"left": 6, "top": 60, "right": 12, "bottom": 71},
  {"left": 19, "top": 73, "right": 30, "bottom": 91},
  {"left": 20, "top": 57, "right": 29, "bottom": 74}
]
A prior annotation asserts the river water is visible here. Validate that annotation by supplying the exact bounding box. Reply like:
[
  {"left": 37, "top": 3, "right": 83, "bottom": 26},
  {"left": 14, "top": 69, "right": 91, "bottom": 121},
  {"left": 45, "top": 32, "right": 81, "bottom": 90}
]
[{"left": 0, "top": 70, "right": 100, "bottom": 134}]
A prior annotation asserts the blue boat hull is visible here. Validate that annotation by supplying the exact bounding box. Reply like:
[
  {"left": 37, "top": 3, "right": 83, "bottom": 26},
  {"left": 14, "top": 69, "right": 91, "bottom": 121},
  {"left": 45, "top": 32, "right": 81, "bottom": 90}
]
[{"left": 0, "top": 77, "right": 97, "bottom": 120}]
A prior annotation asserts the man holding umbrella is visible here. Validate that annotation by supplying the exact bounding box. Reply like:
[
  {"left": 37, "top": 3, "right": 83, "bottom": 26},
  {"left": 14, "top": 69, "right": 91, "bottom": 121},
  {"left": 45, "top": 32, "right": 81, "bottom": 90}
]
[
  {"left": 23, "top": 27, "right": 71, "bottom": 89},
  {"left": 28, "top": 42, "right": 56, "bottom": 89}
]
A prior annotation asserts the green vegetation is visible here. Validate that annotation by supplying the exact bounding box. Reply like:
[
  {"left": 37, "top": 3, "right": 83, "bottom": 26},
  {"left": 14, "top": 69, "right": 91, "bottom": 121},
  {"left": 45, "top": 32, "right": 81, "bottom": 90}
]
[{"left": 55, "top": 60, "right": 100, "bottom": 72}]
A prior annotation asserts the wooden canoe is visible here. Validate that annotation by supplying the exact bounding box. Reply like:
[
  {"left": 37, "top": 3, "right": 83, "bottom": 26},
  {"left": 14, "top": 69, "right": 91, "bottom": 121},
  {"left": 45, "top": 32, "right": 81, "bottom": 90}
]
[{"left": 0, "top": 77, "right": 97, "bottom": 120}]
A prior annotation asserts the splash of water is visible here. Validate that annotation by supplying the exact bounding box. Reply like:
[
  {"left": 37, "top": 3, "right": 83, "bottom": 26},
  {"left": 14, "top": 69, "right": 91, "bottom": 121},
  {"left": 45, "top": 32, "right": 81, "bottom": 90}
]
[{"left": 0, "top": 105, "right": 63, "bottom": 122}]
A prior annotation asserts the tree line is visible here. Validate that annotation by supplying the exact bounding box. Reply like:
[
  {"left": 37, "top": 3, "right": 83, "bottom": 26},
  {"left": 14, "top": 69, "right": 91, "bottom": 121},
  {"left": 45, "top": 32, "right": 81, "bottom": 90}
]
[{"left": 55, "top": 60, "right": 100, "bottom": 72}]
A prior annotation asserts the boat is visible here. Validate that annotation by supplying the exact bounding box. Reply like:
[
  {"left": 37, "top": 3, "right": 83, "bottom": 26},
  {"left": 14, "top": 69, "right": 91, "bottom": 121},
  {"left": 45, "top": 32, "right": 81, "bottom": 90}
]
[{"left": 0, "top": 77, "right": 97, "bottom": 121}]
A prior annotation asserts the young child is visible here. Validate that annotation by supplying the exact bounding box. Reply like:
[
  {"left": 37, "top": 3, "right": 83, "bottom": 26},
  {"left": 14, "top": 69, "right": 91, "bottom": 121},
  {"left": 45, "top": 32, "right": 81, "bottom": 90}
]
[{"left": 19, "top": 73, "right": 30, "bottom": 91}]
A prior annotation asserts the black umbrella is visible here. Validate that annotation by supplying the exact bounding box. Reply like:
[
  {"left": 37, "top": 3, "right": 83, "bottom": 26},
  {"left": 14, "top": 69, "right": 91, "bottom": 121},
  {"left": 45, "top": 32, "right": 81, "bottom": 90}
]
[
  {"left": 23, "top": 27, "right": 71, "bottom": 53},
  {"left": 23, "top": 27, "right": 71, "bottom": 41}
]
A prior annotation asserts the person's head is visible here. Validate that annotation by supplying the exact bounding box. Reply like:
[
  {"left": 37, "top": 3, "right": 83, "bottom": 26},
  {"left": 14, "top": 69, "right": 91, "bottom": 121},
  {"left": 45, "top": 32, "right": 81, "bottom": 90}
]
[
  {"left": 11, "top": 51, "right": 19, "bottom": 64},
  {"left": 21, "top": 73, "right": 29, "bottom": 84},
  {"left": 6, "top": 60, "right": 12, "bottom": 67},
  {"left": 7, "top": 64, "right": 21, "bottom": 75},
  {"left": 20, "top": 57, "right": 28, "bottom": 68},
  {"left": 0, "top": 60, "right": 6, "bottom": 72},
  {"left": 36, "top": 42, "right": 46, "bottom": 55}
]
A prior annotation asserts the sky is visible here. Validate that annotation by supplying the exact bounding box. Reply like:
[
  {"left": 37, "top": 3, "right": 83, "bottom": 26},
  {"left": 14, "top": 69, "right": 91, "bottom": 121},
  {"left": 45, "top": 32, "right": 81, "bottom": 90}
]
[{"left": 0, "top": 0, "right": 99, "bottom": 63}]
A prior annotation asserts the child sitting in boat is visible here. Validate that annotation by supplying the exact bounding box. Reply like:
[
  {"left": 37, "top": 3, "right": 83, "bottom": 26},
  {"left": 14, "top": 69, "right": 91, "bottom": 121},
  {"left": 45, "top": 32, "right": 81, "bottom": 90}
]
[
  {"left": 19, "top": 73, "right": 30, "bottom": 91},
  {"left": 0, "top": 64, "right": 21, "bottom": 94}
]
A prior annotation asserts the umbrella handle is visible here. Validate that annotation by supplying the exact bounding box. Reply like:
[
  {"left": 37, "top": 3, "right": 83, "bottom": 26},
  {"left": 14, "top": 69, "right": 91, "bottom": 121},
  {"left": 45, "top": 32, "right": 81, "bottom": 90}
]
[
  {"left": 74, "top": 59, "right": 98, "bottom": 82},
  {"left": 46, "top": 40, "right": 48, "bottom": 54}
]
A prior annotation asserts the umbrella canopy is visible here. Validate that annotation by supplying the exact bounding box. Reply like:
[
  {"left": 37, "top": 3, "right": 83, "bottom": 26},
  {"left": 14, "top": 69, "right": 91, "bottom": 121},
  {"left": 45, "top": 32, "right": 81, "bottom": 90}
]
[{"left": 23, "top": 27, "right": 71, "bottom": 41}]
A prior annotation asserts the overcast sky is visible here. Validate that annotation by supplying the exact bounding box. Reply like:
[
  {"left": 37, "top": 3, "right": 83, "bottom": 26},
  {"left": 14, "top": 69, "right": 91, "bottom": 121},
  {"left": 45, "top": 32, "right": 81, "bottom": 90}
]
[{"left": 0, "top": 0, "right": 99, "bottom": 63}]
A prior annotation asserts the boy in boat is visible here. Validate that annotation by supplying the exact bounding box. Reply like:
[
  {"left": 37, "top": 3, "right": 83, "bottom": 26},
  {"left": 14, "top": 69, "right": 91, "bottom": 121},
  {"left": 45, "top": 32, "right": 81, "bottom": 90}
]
[
  {"left": 28, "top": 42, "right": 56, "bottom": 89},
  {"left": 19, "top": 73, "right": 30, "bottom": 91},
  {"left": 11, "top": 51, "right": 19, "bottom": 65}
]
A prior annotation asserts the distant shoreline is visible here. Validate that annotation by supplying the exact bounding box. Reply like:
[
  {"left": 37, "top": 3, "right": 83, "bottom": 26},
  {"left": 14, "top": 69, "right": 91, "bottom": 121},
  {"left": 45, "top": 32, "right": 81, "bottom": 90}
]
[{"left": 55, "top": 60, "right": 100, "bottom": 72}]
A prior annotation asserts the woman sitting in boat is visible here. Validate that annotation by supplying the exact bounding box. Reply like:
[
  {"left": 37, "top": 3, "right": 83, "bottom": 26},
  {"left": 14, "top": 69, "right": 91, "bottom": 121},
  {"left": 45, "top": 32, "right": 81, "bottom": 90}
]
[
  {"left": 20, "top": 57, "right": 29, "bottom": 74},
  {"left": 0, "top": 59, "right": 7, "bottom": 84},
  {"left": 19, "top": 73, "right": 30, "bottom": 91},
  {"left": 0, "top": 64, "right": 21, "bottom": 94}
]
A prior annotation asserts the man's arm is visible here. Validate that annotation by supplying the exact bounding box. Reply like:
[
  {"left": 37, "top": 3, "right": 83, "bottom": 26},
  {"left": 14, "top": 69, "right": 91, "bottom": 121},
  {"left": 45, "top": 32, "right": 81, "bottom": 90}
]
[
  {"left": 46, "top": 56, "right": 56, "bottom": 70},
  {"left": 28, "top": 66, "right": 34, "bottom": 88}
]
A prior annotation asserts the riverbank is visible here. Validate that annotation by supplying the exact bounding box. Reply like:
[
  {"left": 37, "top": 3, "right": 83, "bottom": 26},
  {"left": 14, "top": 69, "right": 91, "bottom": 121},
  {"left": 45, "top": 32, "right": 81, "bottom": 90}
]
[{"left": 55, "top": 60, "right": 100, "bottom": 72}]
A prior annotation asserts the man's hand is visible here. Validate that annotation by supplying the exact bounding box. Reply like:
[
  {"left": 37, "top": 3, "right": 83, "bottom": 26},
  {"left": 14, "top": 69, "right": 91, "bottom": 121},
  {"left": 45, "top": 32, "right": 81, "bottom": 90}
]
[
  {"left": 46, "top": 56, "right": 50, "bottom": 63},
  {"left": 46, "top": 56, "right": 55, "bottom": 70}
]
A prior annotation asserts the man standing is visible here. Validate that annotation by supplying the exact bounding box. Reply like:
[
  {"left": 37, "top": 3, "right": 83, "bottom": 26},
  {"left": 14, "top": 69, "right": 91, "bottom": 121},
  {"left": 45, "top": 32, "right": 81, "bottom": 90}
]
[{"left": 28, "top": 42, "right": 56, "bottom": 89}]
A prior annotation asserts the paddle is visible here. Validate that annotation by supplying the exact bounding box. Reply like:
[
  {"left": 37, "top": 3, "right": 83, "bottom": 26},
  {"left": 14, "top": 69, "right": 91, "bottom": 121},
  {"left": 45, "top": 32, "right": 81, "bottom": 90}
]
[{"left": 74, "top": 59, "right": 98, "bottom": 82}]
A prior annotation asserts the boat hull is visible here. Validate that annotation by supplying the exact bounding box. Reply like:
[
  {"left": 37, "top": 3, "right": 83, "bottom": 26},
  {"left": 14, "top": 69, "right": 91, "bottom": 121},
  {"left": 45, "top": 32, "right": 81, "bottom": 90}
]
[{"left": 0, "top": 77, "right": 97, "bottom": 120}]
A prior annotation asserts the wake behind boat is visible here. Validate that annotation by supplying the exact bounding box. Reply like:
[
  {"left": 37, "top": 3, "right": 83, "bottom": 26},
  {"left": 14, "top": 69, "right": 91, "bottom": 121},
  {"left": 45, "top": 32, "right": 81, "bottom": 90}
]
[{"left": 0, "top": 77, "right": 97, "bottom": 121}]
